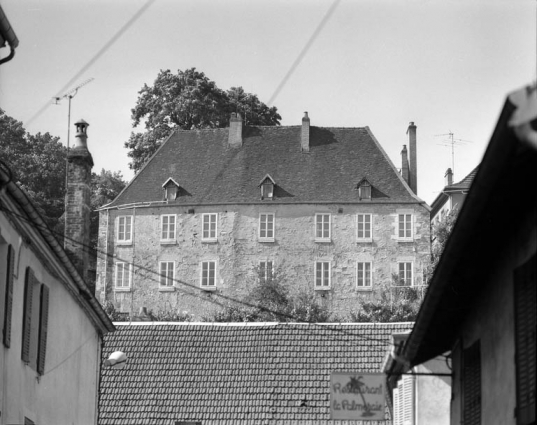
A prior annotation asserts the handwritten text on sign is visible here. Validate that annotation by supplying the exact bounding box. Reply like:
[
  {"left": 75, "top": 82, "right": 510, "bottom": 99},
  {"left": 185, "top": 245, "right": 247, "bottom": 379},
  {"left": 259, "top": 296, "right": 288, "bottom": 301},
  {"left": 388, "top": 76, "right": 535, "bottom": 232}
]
[{"left": 330, "top": 372, "right": 385, "bottom": 421}]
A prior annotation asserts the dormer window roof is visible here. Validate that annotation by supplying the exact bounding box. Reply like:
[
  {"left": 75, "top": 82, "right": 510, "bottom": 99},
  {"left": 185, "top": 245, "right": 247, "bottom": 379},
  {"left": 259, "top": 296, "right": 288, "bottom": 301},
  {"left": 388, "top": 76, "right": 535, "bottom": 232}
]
[
  {"left": 357, "top": 178, "right": 372, "bottom": 200},
  {"left": 258, "top": 174, "right": 276, "bottom": 200},
  {"left": 162, "top": 177, "right": 180, "bottom": 201}
]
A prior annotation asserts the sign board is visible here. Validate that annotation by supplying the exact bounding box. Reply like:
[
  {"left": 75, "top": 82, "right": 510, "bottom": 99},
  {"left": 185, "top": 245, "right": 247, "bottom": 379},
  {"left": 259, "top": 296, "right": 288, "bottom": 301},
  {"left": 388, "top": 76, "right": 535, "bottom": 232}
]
[{"left": 330, "top": 372, "right": 385, "bottom": 420}]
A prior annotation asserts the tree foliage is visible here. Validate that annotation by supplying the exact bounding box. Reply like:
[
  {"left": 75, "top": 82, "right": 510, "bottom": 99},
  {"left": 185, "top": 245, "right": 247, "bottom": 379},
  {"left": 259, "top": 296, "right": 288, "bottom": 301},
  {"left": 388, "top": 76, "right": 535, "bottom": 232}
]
[
  {"left": 125, "top": 68, "right": 282, "bottom": 172},
  {"left": 205, "top": 266, "right": 332, "bottom": 323}
]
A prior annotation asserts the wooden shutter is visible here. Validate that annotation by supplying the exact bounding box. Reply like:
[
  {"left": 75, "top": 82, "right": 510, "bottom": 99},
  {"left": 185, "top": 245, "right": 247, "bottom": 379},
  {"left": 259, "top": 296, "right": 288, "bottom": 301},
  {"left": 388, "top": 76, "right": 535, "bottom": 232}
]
[
  {"left": 514, "top": 253, "right": 536, "bottom": 424},
  {"left": 37, "top": 284, "right": 49, "bottom": 375},
  {"left": 2, "top": 244, "right": 15, "bottom": 348},
  {"left": 401, "top": 374, "right": 415, "bottom": 425},
  {"left": 462, "top": 340, "right": 481, "bottom": 425},
  {"left": 21, "top": 267, "right": 35, "bottom": 363}
]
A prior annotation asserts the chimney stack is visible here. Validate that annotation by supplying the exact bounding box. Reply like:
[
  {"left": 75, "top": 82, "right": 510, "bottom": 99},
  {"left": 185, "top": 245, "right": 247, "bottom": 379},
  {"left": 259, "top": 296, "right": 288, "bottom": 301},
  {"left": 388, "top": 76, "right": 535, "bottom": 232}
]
[
  {"left": 228, "top": 113, "right": 243, "bottom": 147},
  {"left": 406, "top": 122, "right": 417, "bottom": 194},
  {"left": 65, "top": 119, "right": 94, "bottom": 291},
  {"left": 301, "top": 112, "right": 310, "bottom": 152},
  {"left": 401, "top": 145, "right": 410, "bottom": 185},
  {"left": 445, "top": 168, "right": 453, "bottom": 186}
]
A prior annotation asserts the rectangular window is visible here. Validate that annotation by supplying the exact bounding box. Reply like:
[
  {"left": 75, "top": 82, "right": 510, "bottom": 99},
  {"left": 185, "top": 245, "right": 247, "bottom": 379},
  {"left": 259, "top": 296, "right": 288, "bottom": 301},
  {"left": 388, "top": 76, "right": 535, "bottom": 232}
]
[
  {"left": 462, "top": 341, "right": 481, "bottom": 425},
  {"left": 201, "top": 261, "right": 216, "bottom": 288},
  {"left": 21, "top": 268, "right": 49, "bottom": 375},
  {"left": 514, "top": 253, "right": 536, "bottom": 425},
  {"left": 315, "top": 214, "right": 331, "bottom": 241},
  {"left": 357, "top": 214, "right": 372, "bottom": 240},
  {"left": 259, "top": 213, "right": 275, "bottom": 241},
  {"left": 115, "top": 262, "right": 132, "bottom": 289},
  {"left": 160, "top": 215, "right": 176, "bottom": 241},
  {"left": 398, "top": 262, "right": 413, "bottom": 286},
  {"left": 202, "top": 213, "right": 217, "bottom": 242},
  {"left": 315, "top": 261, "right": 331, "bottom": 289},
  {"left": 259, "top": 260, "right": 274, "bottom": 282},
  {"left": 356, "top": 262, "right": 372, "bottom": 289},
  {"left": 117, "top": 216, "right": 133, "bottom": 243},
  {"left": 398, "top": 214, "right": 413, "bottom": 240},
  {"left": 159, "top": 261, "right": 175, "bottom": 287}
]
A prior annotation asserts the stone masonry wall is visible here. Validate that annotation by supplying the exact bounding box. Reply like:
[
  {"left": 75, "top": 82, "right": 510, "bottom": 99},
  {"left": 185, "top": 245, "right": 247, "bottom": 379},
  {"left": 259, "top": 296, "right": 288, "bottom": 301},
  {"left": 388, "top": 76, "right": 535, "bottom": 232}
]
[{"left": 96, "top": 203, "right": 430, "bottom": 320}]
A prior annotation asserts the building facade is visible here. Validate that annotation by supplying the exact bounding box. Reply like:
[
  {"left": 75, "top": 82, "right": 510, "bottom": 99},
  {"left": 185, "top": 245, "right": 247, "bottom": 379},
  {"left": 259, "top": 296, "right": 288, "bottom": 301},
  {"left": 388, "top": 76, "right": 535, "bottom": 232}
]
[
  {"left": 97, "top": 114, "right": 430, "bottom": 319},
  {"left": 390, "top": 84, "right": 537, "bottom": 425},
  {"left": 0, "top": 158, "right": 114, "bottom": 425}
]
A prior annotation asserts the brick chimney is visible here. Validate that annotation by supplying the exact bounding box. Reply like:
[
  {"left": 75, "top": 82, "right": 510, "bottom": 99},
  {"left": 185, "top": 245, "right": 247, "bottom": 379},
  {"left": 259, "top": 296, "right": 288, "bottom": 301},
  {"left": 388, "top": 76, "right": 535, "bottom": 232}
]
[
  {"left": 401, "top": 145, "right": 410, "bottom": 185},
  {"left": 301, "top": 112, "right": 310, "bottom": 152},
  {"left": 64, "top": 119, "right": 94, "bottom": 291},
  {"left": 445, "top": 168, "right": 453, "bottom": 186},
  {"left": 406, "top": 122, "right": 417, "bottom": 194},
  {"left": 228, "top": 113, "right": 243, "bottom": 147}
]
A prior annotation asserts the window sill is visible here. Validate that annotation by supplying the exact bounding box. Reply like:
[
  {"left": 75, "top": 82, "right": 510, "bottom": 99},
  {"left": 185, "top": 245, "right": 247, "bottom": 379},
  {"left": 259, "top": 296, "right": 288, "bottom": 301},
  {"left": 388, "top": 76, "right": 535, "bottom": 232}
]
[
  {"left": 315, "top": 238, "right": 332, "bottom": 243},
  {"left": 116, "top": 241, "right": 133, "bottom": 246},
  {"left": 356, "top": 287, "right": 373, "bottom": 291},
  {"left": 159, "top": 286, "right": 175, "bottom": 292},
  {"left": 395, "top": 238, "right": 414, "bottom": 243},
  {"left": 356, "top": 238, "right": 373, "bottom": 243},
  {"left": 314, "top": 286, "right": 331, "bottom": 291},
  {"left": 259, "top": 238, "right": 275, "bottom": 243},
  {"left": 114, "top": 287, "right": 132, "bottom": 292},
  {"left": 160, "top": 239, "right": 177, "bottom": 245},
  {"left": 201, "top": 239, "right": 218, "bottom": 244},
  {"left": 200, "top": 286, "right": 217, "bottom": 292}
]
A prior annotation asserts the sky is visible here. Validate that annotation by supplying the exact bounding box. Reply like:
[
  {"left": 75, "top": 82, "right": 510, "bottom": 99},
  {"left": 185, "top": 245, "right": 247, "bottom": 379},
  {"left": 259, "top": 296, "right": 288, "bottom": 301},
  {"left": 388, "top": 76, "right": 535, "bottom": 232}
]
[{"left": 0, "top": 0, "right": 535, "bottom": 205}]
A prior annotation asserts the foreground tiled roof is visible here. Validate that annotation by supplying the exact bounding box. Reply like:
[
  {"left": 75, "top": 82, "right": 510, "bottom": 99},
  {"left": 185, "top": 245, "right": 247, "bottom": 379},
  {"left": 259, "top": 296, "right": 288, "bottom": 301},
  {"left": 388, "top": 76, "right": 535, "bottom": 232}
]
[
  {"left": 105, "top": 125, "right": 420, "bottom": 208},
  {"left": 99, "top": 322, "right": 412, "bottom": 425}
]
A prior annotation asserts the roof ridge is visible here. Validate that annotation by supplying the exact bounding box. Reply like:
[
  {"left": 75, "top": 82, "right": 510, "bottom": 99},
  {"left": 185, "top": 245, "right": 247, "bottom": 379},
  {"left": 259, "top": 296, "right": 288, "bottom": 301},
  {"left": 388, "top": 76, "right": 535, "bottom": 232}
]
[{"left": 111, "top": 321, "right": 415, "bottom": 326}]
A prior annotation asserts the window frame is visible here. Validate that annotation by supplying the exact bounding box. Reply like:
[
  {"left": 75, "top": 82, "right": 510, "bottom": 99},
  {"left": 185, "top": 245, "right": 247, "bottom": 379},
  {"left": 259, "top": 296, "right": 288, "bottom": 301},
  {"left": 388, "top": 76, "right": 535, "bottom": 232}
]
[
  {"left": 159, "top": 261, "right": 175, "bottom": 288},
  {"left": 201, "top": 213, "right": 218, "bottom": 243},
  {"left": 314, "top": 261, "right": 331, "bottom": 290},
  {"left": 397, "top": 213, "right": 413, "bottom": 241},
  {"left": 356, "top": 214, "right": 373, "bottom": 242},
  {"left": 160, "top": 214, "right": 177, "bottom": 243},
  {"left": 259, "top": 260, "right": 274, "bottom": 283},
  {"left": 259, "top": 213, "right": 275, "bottom": 242},
  {"left": 114, "top": 262, "right": 132, "bottom": 291},
  {"left": 200, "top": 261, "right": 217, "bottom": 290},
  {"left": 356, "top": 262, "right": 372, "bottom": 290},
  {"left": 315, "top": 213, "right": 331, "bottom": 242},
  {"left": 117, "top": 216, "right": 133, "bottom": 244},
  {"left": 397, "top": 262, "right": 413, "bottom": 286}
]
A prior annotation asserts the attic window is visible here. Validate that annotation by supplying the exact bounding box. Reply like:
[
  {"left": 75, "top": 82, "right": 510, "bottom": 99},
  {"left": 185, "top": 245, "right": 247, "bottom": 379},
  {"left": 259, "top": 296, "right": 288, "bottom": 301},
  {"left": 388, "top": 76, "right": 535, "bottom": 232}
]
[
  {"left": 357, "top": 179, "right": 371, "bottom": 200},
  {"left": 162, "top": 178, "right": 180, "bottom": 201},
  {"left": 259, "top": 174, "right": 276, "bottom": 200}
]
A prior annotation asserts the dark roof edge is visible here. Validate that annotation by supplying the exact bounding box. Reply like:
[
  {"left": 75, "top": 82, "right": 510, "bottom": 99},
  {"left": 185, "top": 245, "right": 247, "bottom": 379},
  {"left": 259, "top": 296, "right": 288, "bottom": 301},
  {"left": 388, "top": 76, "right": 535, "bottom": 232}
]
[
  {"left": 403, "top": 86, "right": 529, "bottom": 367},
  {"left": 0, "top": 165, "right": 115, "bottom": 334},
  {"left": 110, "top": 321, "right": 416, "bottom": 327},
  {"left": 365, "top": 127, "right": 431, "bottom": 211}
]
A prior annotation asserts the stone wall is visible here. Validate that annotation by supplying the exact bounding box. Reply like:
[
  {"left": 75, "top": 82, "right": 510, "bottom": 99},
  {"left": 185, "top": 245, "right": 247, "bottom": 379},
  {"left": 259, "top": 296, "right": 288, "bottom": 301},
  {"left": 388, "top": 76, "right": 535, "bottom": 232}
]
[{"left": 96, "top": 202, "right": 430, "bottom": 319}]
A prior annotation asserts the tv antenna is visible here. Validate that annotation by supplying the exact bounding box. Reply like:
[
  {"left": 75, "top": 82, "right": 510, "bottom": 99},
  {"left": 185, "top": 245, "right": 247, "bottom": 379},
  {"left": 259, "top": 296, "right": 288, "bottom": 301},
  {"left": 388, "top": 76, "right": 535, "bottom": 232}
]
[
  {"left": 52, "top": 78, "right": 94, "bottom": 189},
  {"left": 435, "top": 131, "right": 472, "bottom": 180}
]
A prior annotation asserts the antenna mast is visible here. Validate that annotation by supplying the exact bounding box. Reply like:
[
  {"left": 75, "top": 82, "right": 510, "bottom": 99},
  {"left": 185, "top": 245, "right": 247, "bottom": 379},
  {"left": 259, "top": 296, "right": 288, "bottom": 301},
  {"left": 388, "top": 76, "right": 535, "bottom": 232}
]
[
  {"left": 53, "top": 78, "right": 94, "bottom": 190},
  {"left": 435, "top": 131, "right": 472, "bottom": 179}
]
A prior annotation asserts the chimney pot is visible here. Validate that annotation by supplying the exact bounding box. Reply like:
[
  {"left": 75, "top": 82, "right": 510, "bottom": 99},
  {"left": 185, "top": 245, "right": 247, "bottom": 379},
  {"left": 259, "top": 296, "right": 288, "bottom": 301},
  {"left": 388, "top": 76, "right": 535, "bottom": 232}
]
[
  {"left": 301, "top": 111, "right": 310, "bottom": 152},
  {"left": 445, "top": 168, "right": 453, "bottom": 186}
]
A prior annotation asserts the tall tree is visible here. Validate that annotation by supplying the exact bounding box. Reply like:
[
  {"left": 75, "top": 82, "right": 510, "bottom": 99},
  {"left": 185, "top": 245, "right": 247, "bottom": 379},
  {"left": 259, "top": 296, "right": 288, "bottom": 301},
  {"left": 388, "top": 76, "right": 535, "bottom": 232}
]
[{"left": 125, "top": 68, "right": 281, "bottom": 172}]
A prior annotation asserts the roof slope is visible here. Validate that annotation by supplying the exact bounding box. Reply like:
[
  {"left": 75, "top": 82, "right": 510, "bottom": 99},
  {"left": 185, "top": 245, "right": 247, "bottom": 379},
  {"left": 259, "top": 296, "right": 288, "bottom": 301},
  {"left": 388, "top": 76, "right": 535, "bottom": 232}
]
[
  {"left": 107, "top": 125, "right": 420, "bottom": 208},
  {"left": 99, "top": 322, "right": 412, "bottom": 425}
]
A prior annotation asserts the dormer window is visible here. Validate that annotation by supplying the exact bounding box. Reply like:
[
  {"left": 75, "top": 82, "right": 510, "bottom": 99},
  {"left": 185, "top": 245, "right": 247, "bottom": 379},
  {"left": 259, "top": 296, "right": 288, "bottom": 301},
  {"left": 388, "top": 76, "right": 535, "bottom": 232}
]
[
  {"left": 259, "top": 174, "right": 276, "bottom": 200},
  {"left": 357, "top": 179, "right": 372, "bottom": 200},
  {"left": 162, "top": 177, "right": 180, "bottom": 201}
]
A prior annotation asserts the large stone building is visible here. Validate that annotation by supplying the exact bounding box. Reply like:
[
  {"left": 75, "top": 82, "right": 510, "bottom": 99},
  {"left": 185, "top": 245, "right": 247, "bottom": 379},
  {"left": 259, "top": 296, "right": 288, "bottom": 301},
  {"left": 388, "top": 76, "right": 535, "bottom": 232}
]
[{"left": 96, "top": 114, "right": 430, "bottom": 319}]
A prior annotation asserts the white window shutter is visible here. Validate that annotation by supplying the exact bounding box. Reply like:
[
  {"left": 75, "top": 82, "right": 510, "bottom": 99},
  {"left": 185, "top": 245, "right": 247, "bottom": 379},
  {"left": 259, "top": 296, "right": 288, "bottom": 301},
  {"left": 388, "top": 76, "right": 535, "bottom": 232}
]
[{"left": 402, "top": 374, "right": 415, "bottom": 425}]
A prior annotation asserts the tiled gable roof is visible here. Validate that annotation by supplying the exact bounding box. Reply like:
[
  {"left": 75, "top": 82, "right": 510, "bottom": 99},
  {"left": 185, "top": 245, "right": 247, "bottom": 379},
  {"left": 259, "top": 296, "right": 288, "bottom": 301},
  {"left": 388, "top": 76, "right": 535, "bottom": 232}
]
[
  {"left": 445, "top": 166, "right": 478, "bottom": 191},
  {"left": 106, "top": 126, "right": 420, "bottom": 208},
  {"left": 99, "top": 322, "right": 412, "bottom": 425}
]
